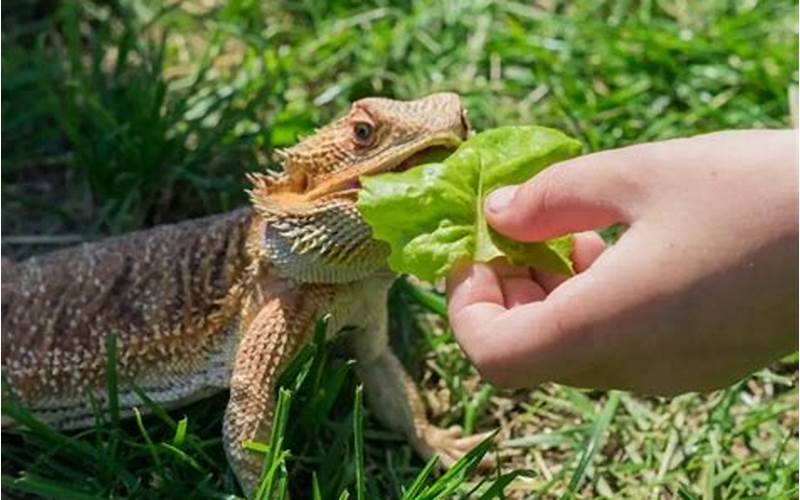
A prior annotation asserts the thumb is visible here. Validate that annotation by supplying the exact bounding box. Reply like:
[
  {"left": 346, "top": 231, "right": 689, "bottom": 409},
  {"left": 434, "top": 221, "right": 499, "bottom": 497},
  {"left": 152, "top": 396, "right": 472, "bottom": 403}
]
[{"left": 484, "top": 149, "right": 644, "bottom": 242}]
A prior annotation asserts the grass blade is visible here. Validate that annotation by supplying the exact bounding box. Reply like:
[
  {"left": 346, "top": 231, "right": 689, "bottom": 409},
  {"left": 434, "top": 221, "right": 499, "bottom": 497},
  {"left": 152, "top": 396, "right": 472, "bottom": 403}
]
[
  {"left": 133, "top": 407, "right": 164, "bottom": 474},
  {"left": 255, "top": 388, "right": 293, "bottom": 500},
  {"left": 172, "top": 416, "right": 189, "bottom": 447},
  {"left": 565, "top": 391, "right": 621, "bottom": 497},
  {"left": 2, "top": 473, "right": 103, "bottom": 500},
  {"left": 1, "top": 390, "right": 100, "bottom": 462},
  {"left": 353, "top": 384, "right": 366, "bottom": 500},
  {"left": 416, "top": 430, "right": 498, "bottom": 499},
  {"left": 401, "top": 455, "right": 439, "bottom": 499},
  {"left": 476, "top": 470, "right": 534, "bottom": 499},
  {"left": 125, "top": 378, "right": 177, "bottom": 429},
  {"left": 312, "top": 472, "right": 323, "bottom": 500},
  {"left": 398, "top": 278, "right": 447, "bottom": 317},
  {"left": 464, "top": 385, "right": 493, "bottom": 435},
  {"left": 159, "top": 443, "right": 204, "bottom": 472}
]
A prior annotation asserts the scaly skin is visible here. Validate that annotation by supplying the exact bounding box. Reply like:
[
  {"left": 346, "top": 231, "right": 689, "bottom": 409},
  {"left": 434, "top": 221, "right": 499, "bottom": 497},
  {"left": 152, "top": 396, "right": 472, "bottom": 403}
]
[{"left": 2, "top": 93, "right": 490, "bottom": 496}]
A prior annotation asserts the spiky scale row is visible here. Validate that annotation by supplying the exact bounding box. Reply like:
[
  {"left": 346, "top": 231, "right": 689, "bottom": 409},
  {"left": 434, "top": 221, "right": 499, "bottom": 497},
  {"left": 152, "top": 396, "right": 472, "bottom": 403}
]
[{"left": 256, "top": 195, "right": 389, "bottom": 284}]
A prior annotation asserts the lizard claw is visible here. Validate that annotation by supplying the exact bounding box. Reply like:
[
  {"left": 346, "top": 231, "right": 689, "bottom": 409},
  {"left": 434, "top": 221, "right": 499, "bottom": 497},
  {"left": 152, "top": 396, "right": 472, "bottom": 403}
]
[{"left": 417, "top": 425, "right": 497, "bottom": 470}]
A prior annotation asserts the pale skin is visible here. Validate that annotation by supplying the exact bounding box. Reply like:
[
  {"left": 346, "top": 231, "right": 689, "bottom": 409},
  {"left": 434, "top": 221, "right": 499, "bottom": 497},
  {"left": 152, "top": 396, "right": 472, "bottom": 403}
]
[{"left": 446, "top": 130, "right": 798, "bottom": 396}]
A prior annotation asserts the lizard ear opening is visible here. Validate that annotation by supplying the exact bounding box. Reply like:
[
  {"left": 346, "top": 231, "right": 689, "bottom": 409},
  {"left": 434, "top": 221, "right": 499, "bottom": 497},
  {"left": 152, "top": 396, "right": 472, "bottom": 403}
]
[{"left": 292, "top": 170, "right": 309, "bottom": 192}]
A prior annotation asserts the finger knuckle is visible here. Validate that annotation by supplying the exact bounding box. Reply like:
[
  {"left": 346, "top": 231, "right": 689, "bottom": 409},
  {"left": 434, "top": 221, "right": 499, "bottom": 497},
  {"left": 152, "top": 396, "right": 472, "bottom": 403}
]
[
  {"left": 462, "top": 340, "right": 516, "bottom": 387},
  {"left": 513, "top": 170, "right": 563, "bottom": 230},
  {"left": 475, "top": 357, "right": 517, "bottom": 388},
  {"left": 539, "top": 176, "right": 561, "bottom": 220}
]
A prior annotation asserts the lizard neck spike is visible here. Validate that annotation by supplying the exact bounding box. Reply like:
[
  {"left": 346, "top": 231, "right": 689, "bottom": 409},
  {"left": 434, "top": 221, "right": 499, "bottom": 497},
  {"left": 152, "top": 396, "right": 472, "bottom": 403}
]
[
  {"left": 245, "top": 172, "right": 280, "bottom": 192},
  {"left": 272, "top": 148, "right": 291, "bottom": 166},
  {"left": 245, "top": 171, "right": 293, "bottom": 209},
  {"left": 271, "top": 146, "right": 310, "bottom": 192}
]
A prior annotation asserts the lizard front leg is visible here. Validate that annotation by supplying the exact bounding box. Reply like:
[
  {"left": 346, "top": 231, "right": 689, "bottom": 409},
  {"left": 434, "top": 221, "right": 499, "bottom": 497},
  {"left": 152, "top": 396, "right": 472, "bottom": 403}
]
[
  {"left": 356, "top": 350, "right": 493, "bottom": 467},
  {"left": 223, "top": 288, "right": 320, "bottom": 497},
  {"left": 350, "top": 293, "right": 494, "bottom": 468}
]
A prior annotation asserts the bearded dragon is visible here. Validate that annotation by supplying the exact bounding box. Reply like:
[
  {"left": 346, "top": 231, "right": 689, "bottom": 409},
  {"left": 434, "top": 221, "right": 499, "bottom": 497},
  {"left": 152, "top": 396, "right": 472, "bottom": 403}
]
[{"left": 1, "top": 93, "right": 490, "bottom": 496}]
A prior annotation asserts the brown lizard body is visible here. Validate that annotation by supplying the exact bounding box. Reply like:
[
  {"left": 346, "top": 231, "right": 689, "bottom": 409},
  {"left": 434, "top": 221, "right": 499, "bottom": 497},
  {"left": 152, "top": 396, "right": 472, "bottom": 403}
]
[
  {"left": 2, "top": 93, "right": 489, "bottom": 496},
  {"left": 2, "top": 209, "right": 253, "bottom": 427}
]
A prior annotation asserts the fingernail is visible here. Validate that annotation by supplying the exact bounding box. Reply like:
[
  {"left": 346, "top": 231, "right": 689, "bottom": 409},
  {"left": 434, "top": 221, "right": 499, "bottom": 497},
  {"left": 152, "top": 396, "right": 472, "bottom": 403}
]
[{"left": 486, "top": 186, "right": 517, "bottom": 213}]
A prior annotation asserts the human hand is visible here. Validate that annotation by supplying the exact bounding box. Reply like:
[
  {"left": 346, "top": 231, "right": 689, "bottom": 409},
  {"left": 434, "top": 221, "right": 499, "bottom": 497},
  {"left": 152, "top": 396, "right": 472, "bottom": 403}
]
[{"left": 446, "top": 130, "right": 798, "bottom": 395}]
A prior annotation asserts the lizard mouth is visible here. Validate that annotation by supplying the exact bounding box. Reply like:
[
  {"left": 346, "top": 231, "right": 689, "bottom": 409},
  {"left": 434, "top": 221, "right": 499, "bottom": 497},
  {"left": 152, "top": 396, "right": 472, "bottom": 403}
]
[
  {"left": 388, "top": 145, "right": 455, "bottom": 173},
  {"left": 299, "top": 138, "right": 462, "bottom": 200},
  {"left": 326, "top": 138, "right": 461, "bottom": 195},
  {"left": 344, "top": 144, "right": 457, "bottom": 190}
]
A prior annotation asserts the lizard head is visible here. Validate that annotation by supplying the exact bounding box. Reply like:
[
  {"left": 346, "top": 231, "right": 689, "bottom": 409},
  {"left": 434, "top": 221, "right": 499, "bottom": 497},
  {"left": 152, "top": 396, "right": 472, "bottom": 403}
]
[
  {"left": 260, "top": 92, "right": 469, "bottom": 198},
  {"left": 248, "top": 93, "right": 470, "bottom": 283}
]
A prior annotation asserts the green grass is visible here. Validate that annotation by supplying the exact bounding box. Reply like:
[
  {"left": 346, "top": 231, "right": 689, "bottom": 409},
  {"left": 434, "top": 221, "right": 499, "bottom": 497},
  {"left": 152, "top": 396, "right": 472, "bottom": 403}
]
[{"left": 2, "top": 0, "right": 798, "bottom": 498}]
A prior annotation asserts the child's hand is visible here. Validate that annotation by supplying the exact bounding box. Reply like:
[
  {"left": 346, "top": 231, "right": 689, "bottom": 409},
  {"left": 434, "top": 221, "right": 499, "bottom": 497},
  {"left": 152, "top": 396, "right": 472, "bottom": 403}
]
[{"left": 446, "top": 130, "right": 798, "bottom": 395}]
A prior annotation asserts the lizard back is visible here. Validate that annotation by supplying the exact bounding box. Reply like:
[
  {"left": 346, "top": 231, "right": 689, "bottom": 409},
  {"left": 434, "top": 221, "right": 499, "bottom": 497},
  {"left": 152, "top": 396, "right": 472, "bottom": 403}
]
[{"left": 2, "top": 209, "right": 253, "bottom": 428}]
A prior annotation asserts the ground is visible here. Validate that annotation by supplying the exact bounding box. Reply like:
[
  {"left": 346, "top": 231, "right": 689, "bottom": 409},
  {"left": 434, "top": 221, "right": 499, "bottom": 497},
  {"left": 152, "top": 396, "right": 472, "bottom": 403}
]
[{"left": 2, "top": 0, "right": 798, "bottom": 498}]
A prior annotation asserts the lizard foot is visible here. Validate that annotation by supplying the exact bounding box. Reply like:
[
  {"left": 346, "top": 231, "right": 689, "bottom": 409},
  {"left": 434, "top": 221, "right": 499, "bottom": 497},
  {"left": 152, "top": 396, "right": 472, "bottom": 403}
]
[{"left": 414, "top": 425, "right": 496, "bottom": 470}]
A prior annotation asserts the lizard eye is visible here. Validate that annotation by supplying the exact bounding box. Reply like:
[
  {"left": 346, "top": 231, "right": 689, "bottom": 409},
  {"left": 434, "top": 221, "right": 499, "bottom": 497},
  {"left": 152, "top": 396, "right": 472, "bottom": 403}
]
[{"left": 353, "top": 122, "right": 374, "bottom": 144}]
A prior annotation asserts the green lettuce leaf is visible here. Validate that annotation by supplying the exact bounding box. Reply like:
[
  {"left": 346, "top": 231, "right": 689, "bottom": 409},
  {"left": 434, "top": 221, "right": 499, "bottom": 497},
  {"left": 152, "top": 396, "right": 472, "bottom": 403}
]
[{"left": 357, "top": 126, "right": 582, "bottom": 283}]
